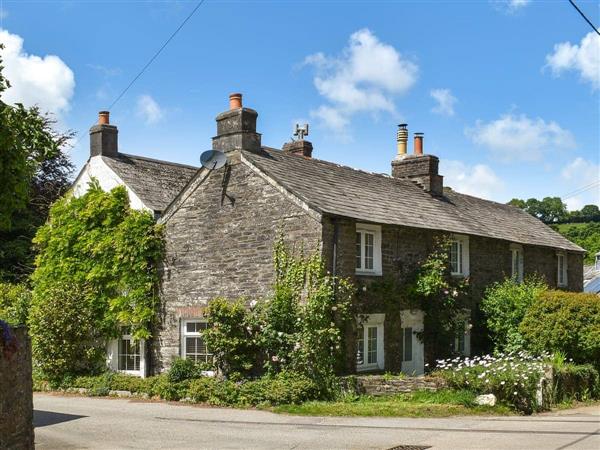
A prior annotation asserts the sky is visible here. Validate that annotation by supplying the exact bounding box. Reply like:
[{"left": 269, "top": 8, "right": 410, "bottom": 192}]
[{"left": 1, "top": 0, "right": 599, "bottom": 209}]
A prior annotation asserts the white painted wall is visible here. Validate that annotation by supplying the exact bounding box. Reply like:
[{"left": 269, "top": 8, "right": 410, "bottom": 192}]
[{"left": 72, "top": 156, "right": 149, "bottom": 211}]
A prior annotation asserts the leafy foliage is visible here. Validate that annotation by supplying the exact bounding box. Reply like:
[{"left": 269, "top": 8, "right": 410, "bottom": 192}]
[
  {"left": 0, "top": 282, "right": 31, "bottom": 326},
  {"left": 481, "top": 276, "right": 547, "bottom": 353},
  {"left": 553, "top": 222, "right": 600, "bottom": 264},
  {"left": 508, "top": 197, "right": 568, "bottom": 224},
  {"left": 204, "top": 236, "right": 354, "bottom": 395},
  {"left": 29, "top": 182, "right": 163, "bottom": 379},
  {"left": 553, "top": 363, "right": 600, "bottom": 402},
  {"left": 29, "top": 282, "right": 106, "bottom": 381},
  {"left": 520, "top": 290, "right": 600, "bottom": 366},
  {"left": 407, "top": 237, "right": 471, "bottom": 361},
  {"left": 0, "top": 45, "right": 72, "bottom": 231},
  {"left": 167, "top": 357, "right": 211, "bottom": 383},
  {"left": 0, "top": 151, "right": 73, "bottom": 282}
]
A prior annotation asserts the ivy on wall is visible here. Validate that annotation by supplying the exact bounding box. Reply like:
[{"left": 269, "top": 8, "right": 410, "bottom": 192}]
[{"left": 30, "top": 181, "right": 163, "bottom": 379}]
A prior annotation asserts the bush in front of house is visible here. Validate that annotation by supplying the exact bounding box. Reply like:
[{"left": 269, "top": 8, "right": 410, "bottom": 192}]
[
  {"left": 520, "top": 290, "right": 600, "bottom": 367},
  {"left": 167, "top": 357, "right": 212, "bottom": 383},
  {"left": 480, "top": 276, "right": 547, "bottom": 353},
  {"left": 435, "top": 352, "right": 549, "bottom": 414},
  {"left": 29, "top": 282, "right": 106, "bottom": 383}
]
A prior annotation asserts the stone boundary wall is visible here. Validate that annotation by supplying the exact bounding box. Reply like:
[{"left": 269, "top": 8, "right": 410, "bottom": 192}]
[
  {"left": 0, "top": 326, "right": 34, "bottom": 450},
  {"left": 346, "top": 375, "right": 447, "bottom": 396}
]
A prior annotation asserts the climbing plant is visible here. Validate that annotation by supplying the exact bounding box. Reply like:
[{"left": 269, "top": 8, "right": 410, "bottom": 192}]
[{"left": 30, "top": 181, "right": 163, "bottom": 379}]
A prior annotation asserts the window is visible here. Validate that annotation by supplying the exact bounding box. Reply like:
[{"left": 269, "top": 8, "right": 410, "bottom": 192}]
[
  {"left": 118, "top": 328, "right": 140, "bottom": 372},
  {"left": 510, "top": 244, "right": 524, "bottom": 283},
  {"left": 452, "top": 318, "right": 471, "bottom": 356},
  {"left": 557, "top": 253, "right": 568, "bottom": 287},
  {"left": 450, "top": 235, "right": 469, "bottom": 276},
  {"left": 181, "top": 319, "right": 212, "bottom": 363},
  {"left": 356, "top": 314, "right": 385, "bottom": 371},
  {"left": 355, "top": 224, "right": 382, "bottom": 275},
  {"left": 402, "top": 327, "right": 413, "bottom": 362}
]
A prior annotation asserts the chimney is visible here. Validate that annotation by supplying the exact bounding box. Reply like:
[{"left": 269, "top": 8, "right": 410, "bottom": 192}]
[
  {"left": 90, "top": 111, "right": 118, "bottom": 157},
  {"left": 391, "top": 130, "right": 444, "bottom": 196},
  {"left": 282, "top": 140, "right": 313, "bottom": 158},
  {"left": 212, "top": 93, "right": 262, "bottom": 154},
  {"left": 283, "top": 123, "right": 312, "bottom": 157},
  {"left": 395, "top": 124, "right": 408, "bottom": 159}
]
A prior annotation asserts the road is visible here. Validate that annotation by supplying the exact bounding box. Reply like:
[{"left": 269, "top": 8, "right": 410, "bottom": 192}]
[{"left": 34, "top": 393, "right": 599, "bottom": 450}]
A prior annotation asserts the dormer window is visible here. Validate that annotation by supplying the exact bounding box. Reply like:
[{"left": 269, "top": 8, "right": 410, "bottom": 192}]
[
  {"left": 355, "top": 224, "right": 382, "bottom": 275},
  {"left": 450, "top": 235, "right": 470, "bottom": 277}
]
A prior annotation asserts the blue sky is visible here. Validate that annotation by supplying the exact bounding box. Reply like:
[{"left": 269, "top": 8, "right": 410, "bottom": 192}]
[{"left": 1, "top": 0, "right": 599, "bottom": 209}]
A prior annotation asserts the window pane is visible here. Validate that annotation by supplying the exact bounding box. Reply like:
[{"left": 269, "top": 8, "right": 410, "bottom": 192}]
[
  {"left": 367, "top": 326, "right": 378, "bottom": 364},
  {"left": 356, "top": 325, "right": 364, "bottom": 365},
  {"left": 450, "top": 241, "right": 459, "bottom": 273},
  {"left": 365, "top": 233, "right": 374, "bottom": 270},
  {"left": 118, "top": 337, "right": 140, "bottom": 371},
  {"left": 457, "top": 332, "right": 465, "bottom": 353},
  {"left": 356, "top": 233, "right": 362, "bottom": 269},
  {"left": 403, "top": 327, "right": 412, "bottom": 362},
  {"left": 186, "top": 322, "right": 198, "bottom": 333}
]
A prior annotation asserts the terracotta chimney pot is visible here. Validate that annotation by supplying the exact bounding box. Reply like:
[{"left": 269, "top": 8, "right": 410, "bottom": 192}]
[
  {"left": 229, "top": 93, "right": 242, "bottom": 110},
  {"left": 98, "top": 111, "right": 110, "bottom": 125},
  {"left": 414, "top": 132, "right": 424, "bottom": 155}
]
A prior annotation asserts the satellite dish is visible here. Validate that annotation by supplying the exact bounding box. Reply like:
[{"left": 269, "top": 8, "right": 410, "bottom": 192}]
[{"left": 200, "top": 150, "right": 227, "bottom": 170}]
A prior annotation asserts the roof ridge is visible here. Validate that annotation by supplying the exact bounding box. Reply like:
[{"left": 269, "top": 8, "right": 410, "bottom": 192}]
[{"left": 116, "top": 152, "right": 198, "bottom": 170}]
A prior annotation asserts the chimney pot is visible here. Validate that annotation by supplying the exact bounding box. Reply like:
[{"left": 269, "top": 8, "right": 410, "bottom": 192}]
[
  {"left": 414, "top": 132, "right": 424, "bottom": 155},
  {"left": 98, "top": 111, "right": 110, "bottom": 125},
  {"left": 396, "top": 124, "right": 408, "bottom": 159},
  {"left": 229, "top": 93, "right": 242, "bottom": 110}
]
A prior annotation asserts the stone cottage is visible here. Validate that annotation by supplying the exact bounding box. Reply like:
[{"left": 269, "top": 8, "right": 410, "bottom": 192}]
[{"left": 73, "top": 94, "right": 585, "bottom": 378}]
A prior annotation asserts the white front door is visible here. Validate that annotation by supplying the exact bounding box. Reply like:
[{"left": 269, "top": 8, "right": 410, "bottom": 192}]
[{"left": 400, "top": 310, "right": 424, "bottom": 375}]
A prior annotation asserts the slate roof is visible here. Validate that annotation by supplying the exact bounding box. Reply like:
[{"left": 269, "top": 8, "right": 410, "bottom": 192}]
[
  {"left": 102, "top": 153, "right": 198, "bottom": 212},
  {"left": 242, "top": 148, "right": 584, "bottom": 253}
]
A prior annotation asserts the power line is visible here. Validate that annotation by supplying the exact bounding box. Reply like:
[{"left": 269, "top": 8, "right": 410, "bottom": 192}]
[
  {"left": 568, "top": 0, "right": 600, "bottom": 36},
  {"left": 107, "top": 0, "right": 206, "bottom": 111},
  {"left": 562, "top": 180, "right": 600, "bottom": 201}
]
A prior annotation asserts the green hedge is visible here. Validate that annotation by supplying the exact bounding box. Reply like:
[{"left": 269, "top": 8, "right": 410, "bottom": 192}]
[
  {"left": 520, "top": 291, "right": 600, "bottom": 366},
  {"left": 554, "top": 364, "right": 600, "bottom": 402},
  {"left": 40, "top": 370, "right": 320, "bottom": 407}
]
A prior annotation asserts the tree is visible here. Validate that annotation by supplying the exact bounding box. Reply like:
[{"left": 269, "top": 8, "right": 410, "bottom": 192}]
[
  {"left": 0, "top": 44, "right": 69, "bottom": 230},
  {"left": 508, "top": 197, "right": 568, "bottom": 223},
  {"left": 508, "top": 198, "right": 526, "bottom": 209},
  {"left": 581, "top": 204, "right": 600, "bottom": 221}
]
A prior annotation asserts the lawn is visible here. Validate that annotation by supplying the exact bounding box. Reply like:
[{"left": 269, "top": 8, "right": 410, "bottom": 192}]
[{"left": 272, "top": 389, "right": 515, "bottom": 417}]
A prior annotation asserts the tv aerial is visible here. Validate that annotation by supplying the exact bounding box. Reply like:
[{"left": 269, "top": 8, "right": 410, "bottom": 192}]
[
  {"left": 200, "top": 150, "right": 228, "bottom": 171},
  {"left": 293, "top": 123, "right": 309, "bottom": 140}
]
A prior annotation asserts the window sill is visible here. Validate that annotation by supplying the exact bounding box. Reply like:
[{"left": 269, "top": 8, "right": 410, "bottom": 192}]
[
  {"left": 355, "top": 270, "right": 382, "bottom": 277},
  {"left": 117, "top": 369, "right": 142, "bottom": 377},
  {"left": 357, "top": 364, "right": 382, "bottom": 372},
  {"left": 451, "top": 272, "right": 468, "bottom": 278}
]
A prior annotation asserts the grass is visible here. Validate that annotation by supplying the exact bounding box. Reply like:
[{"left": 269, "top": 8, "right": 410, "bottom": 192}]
[{"left": 272, "top": 389, "right": 515, "bottom": 417}]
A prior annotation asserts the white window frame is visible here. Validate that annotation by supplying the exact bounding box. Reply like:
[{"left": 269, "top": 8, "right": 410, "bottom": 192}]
[
  {"left": 452, "top": 315, "right": 471, "bottom": 357},
  {"left": 450, "top": 235, "right": 470, "bottom": 277},
  {"left": 180, "top": 319, "right": 212, "bottom": 363},
  {"left": 107, "top": 327, "right": 146, "bottom": 377},
  {"left": 356, "top": 313, "right": 385, "bottom": 372},
  {"left": 557, "top": 252, "right": 568, "bottom": 288},
  {"left": 355, "top": 223, "right": 382, "bottom": 276},
  {"left": 510, "top": 243, "right": 524, "bottom": 283}
]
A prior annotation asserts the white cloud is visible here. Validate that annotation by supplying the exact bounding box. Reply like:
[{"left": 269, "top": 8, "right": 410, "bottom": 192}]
[
  {"left": 561, "top": 157, "right": 600, "bottom": 210},
  {"left": 430, "top": 88, "right": 457, "bottom": 116},
  {"left": 545, "top": 31, "right": 600, "bottom": 90},
  {"left": 441, "top": 160, "right": 505, "bottom": 200},
  {"left": 492, "top": 0, "right": 531, "bottom": 14},
  {"left": 303, "top": 29, "right": 418, "bottom": 137},
  {"left": 466, "top": 113, "right": 575, "bottom": 162},
  {"left": 0, "top": 28, "right": 75, "bottom": 116},
  {"left": 136, "top": 94, "right": 164, "bottom": 124}
]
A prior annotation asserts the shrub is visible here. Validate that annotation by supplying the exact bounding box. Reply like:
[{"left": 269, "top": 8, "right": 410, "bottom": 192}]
[
  {"left": 481, "top": 276, "right": 547, "bottom": 353},
  {"left": 553, "top": 364, "right": 600, "bottom": 402},
  {"left": 435, "top": 352, "right": 549, "bottom": 414},
  {"left": 238, "top": 371, "right": 319, "bottom": 406},
  {"left": 167, "top": 357, "right": 209, "bottom": 383},
  {"left": 150, "top": 374, "right": 190, "bottom": 401},
  {"left": 29, "top": 282, "right": 106, "bottom": 382},
  {"left": 520, "top": 290, "right": 600, "bottom": 366},
  {"left": 0, "top": 282, "right": 31, "bottom": 326},
  {"left": 203, "top": 298, "right": 259, "bottom": 378}
]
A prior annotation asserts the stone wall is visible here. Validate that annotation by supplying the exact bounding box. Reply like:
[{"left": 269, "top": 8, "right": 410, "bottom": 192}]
[
  {"left": 0, "top": 326, "right": 34, "bottom": 450},
  {"left": 322, "top": 216, "right": 584, "bottom": 372},
  {"left": 156, "top": 155, "right": 323, "bottom": 372},
  {"left": 347, "top": 375, "right": 447, "bottom": 396}
]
